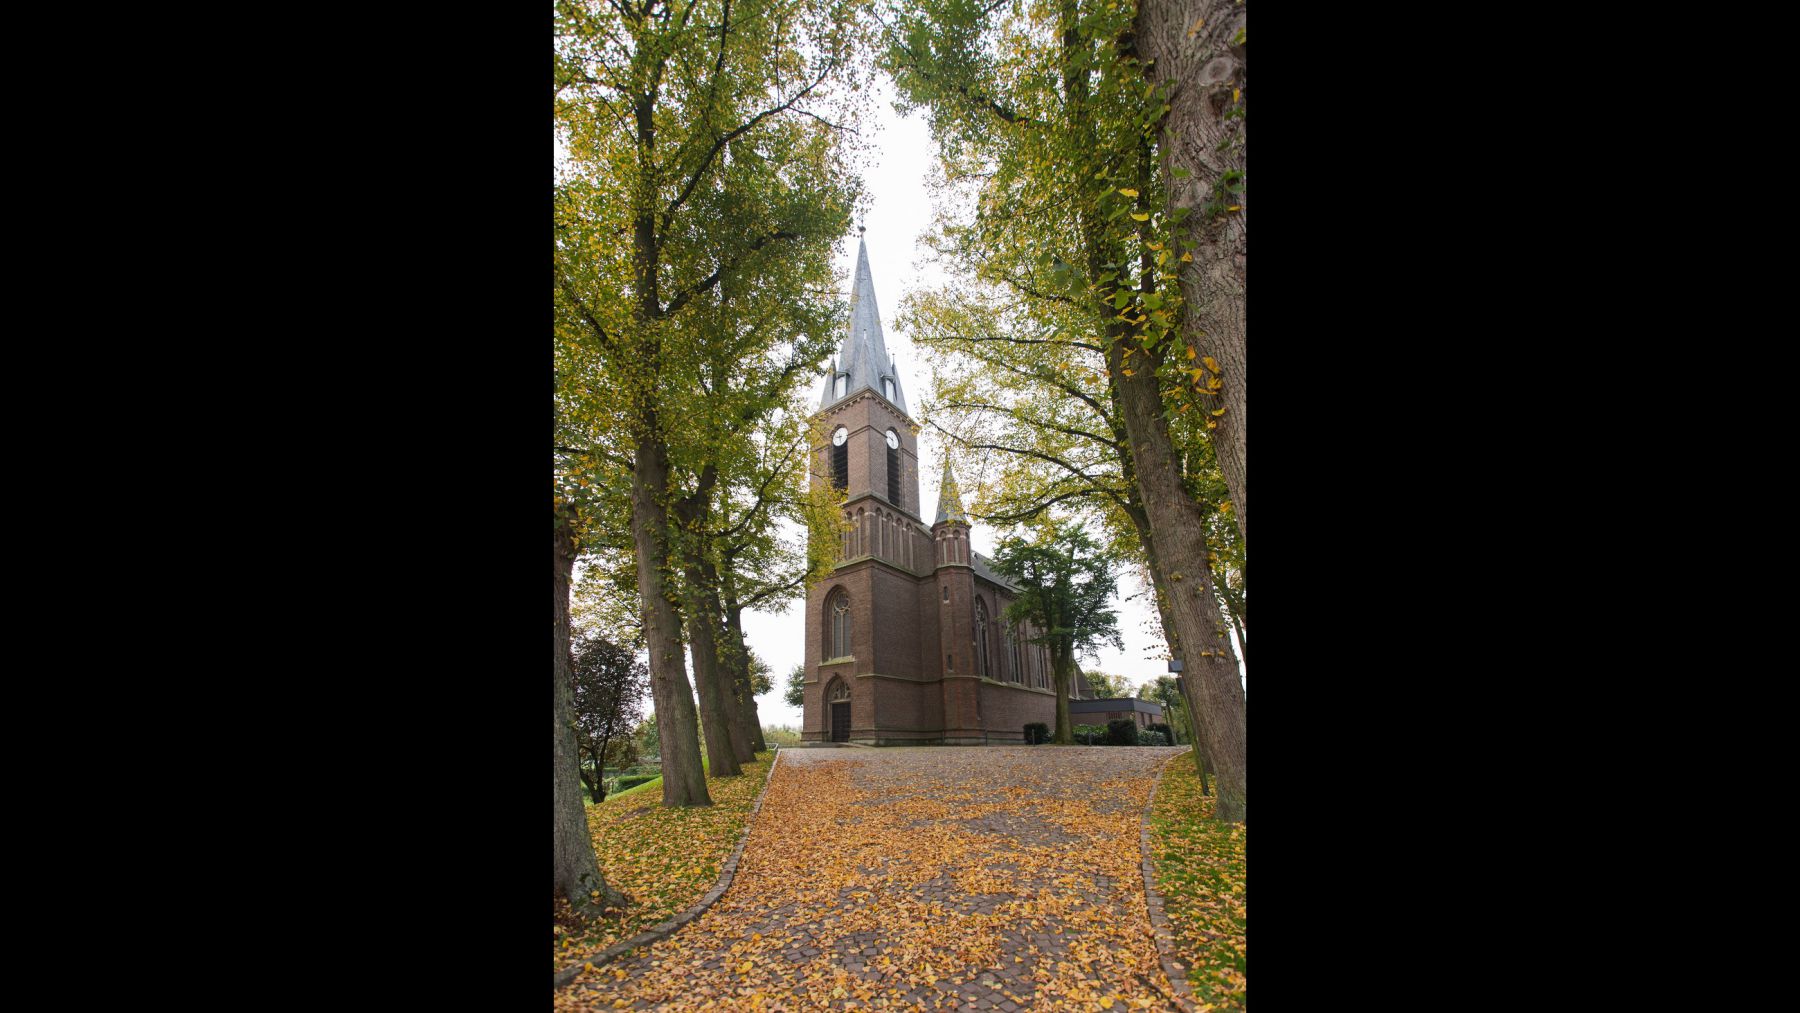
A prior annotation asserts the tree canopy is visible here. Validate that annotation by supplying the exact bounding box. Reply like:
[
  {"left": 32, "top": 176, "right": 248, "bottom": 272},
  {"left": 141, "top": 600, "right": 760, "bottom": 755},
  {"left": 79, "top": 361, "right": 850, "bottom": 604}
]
[{"left": 991, "top": 515, "right": 1123, "bottom": 743}]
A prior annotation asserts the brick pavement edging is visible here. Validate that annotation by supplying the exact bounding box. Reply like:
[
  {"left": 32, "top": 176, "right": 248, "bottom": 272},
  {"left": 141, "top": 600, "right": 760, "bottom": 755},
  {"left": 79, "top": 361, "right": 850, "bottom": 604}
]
[
  {"left": 553, "top": 749, "right": 786, "bottom": 990},
  {"left": 1138, "top": 747, "right": 1200, "bottom": 1012}
]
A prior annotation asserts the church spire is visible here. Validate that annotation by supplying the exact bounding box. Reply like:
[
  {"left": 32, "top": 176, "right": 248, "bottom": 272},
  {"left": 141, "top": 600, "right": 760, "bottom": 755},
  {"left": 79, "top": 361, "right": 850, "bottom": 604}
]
[
  {"left": 934, "top": 456, "right": 969, "bottom": 525},
  {"left": 819, "top": 231, "right": 908, "bottom": 414}
]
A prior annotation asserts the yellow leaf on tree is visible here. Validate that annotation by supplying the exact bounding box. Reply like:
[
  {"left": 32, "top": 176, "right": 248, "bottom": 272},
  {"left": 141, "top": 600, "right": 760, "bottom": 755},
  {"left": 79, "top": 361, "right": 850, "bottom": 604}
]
[
  {"left": 1131, "top": 213, "right": 1149, "bottom": 221},
  {"left": 1122, "top": 369, "right": 1136, "bottom": 377},
  {"left": 1211, "top": 408, "right": 1226, "bottom": 416},
  {"left": 1119, "top": 188, "right": 1139, "bottom": 197},
  {"left": 1203, "top": 356, "right": 1221, "bottom": 373},
  {"left": 1187, "top": 347, "right": 1197, "bottom": 360}
]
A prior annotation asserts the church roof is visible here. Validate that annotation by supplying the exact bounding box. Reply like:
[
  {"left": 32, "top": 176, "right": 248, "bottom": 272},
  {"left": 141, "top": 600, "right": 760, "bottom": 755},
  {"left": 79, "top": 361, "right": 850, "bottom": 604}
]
[
  {"left": 971, "top": 551, "right": 1017, "bottom": 592},
  {"left": 818, "top": 234, "right": 908, "bottom": 415},
  {"left": 935, "top": 458, "right": 969, "bottom": 525}
]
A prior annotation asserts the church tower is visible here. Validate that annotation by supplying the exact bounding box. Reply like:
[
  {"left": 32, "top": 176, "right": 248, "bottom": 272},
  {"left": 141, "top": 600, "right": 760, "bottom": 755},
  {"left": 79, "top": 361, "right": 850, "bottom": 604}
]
[
  {"left": 802, "top": 232, "right": 933, "bottom": 744},
  {"left": 801, "top": 232, "right": 1064, "bottom": 746}
]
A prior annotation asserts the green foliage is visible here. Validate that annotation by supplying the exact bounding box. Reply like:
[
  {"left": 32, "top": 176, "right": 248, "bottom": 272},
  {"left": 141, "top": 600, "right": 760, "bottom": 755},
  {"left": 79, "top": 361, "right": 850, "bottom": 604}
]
[
  {"left": 1148, "top": 757, "right": 1247, "bottom": 1007},
  {"left": 633, "top": 714, "right": 660, "bottom": 761},
  {"left": 762, "top": 724, "right": 803, "bottom": 747},
  {"left": 747, "top": 651, "right": 775, "bottom": 696},
  {"left": 1023, "top": 721, "right": 1050, "bottom": 745},
  {"left": 1138, "top": 675, "right": 1194, "bottom": 746},
  {"left": 882, "top": 0, "right": 1243, "bottom": 668},
  {"left": 1083, "top": 670, "right": 1135, "bottom": 698},
  {"left": 1105, "top": 718, "right": 1138, "bottom": 746},
  {"left": 991, "top": 515, "right": 1123, "bottom": 664},
  {"left": 783, "top": 663, "right": 807, "bottom": 709},
  {"left": 608, "top": 773, "right": 661, "bottom": 796}
]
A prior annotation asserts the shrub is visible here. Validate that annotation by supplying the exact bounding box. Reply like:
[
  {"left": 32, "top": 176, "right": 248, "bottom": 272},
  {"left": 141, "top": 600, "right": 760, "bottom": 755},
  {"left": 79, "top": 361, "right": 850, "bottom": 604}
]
[
  {"left": 1074, "top": 723, "right": 1109, "bottom": 745},
  {"left": 1147, "top": 722, "right": 1173, "bottom": 742},
  {"left": 1107, "top": 718, "right": 1139, "bottom": 746},
  {"left": 1023, "top": 722, "right": 1050, "bottom": 745},
  {"left": 608, "top": 773, "right": 659, "bottom": 796},
  {"left": 1140, "top": 729, "right": 1167, "bottom": 746}
]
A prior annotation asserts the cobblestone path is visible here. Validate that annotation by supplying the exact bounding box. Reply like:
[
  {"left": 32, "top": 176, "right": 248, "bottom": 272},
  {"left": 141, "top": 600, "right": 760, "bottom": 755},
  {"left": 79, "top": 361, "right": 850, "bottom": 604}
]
[{"left": 556, "top": 746, "right": 1190, "bottom": 1012}]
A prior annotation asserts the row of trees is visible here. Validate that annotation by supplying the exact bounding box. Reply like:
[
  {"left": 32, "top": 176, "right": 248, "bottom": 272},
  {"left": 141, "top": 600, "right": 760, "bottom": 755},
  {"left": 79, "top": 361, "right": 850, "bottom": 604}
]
[
  {"left": 881, "top": 0, "right": 1247, "bottom": 820},
  {"left": 551, "top": 0, "right": 875, "bottom": 919},
  {"left": 553, "top": 0, "right": 1249, "bottom": 923}
]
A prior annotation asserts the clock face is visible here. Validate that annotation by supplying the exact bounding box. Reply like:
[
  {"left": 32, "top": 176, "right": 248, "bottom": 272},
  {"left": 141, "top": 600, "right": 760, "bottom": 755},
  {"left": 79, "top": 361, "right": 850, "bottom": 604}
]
[
  {"left": 886, "top": 429, "right": 899, "bottom": 450},
  {"left": 832, "top": 427, "right": 848, "bottom": 446}
]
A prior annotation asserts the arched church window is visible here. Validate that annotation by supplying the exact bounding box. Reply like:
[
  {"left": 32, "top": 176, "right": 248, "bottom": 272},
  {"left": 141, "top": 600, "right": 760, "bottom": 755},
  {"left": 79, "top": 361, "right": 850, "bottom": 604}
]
[
  {"left": 829, "top": 589, "right": 852, "bottom": 659},
  {"left": 974, "top": 598, "right": 991, "bottom": 678},
  {"left": 1010, "top": 627, "right": 1022, "bottom": 684},
  {"left": 829, "top": 680, "right": 851, "bottom": 702},
  {"left": 831, "top": 426, "right": 848, "bottom": 491}
]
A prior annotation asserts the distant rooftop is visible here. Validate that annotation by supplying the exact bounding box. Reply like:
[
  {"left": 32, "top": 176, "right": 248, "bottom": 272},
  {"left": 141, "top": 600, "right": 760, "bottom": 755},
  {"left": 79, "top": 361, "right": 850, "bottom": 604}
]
[{"left": 1069, "top": 698, "right": 1164, "bottom": 715}]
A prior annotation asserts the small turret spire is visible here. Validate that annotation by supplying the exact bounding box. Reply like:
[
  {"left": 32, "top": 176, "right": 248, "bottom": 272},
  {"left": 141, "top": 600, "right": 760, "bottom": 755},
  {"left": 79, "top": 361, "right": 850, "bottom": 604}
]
[{"left": 935, "top": 456, "right": 969, "bottom": 525}]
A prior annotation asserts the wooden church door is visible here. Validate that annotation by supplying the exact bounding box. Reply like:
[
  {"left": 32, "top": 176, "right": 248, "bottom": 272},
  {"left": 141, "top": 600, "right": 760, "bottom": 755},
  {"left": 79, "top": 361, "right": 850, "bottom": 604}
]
[{"left": 829, "top": 679, "right": 851, "bottom": 742}]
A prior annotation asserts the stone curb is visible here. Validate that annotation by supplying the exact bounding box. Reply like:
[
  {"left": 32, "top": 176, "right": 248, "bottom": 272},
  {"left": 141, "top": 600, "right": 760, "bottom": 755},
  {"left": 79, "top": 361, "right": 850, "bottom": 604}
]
[
  {"left": 553, "top": 748, "right": 786, "bottom": 990},
  {"left": 1138, "top": 747, "right": 1200, "bottom": 1012}
]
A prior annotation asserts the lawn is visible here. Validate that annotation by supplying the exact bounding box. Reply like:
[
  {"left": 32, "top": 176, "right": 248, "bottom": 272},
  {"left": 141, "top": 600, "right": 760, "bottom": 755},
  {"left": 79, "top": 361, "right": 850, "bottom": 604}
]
[
  {"left": 1148, "top": 755, "right": 1248, "bottom": 1009},
  {"left": 554, "top": 749, "right": 776, "bottom": 972}
]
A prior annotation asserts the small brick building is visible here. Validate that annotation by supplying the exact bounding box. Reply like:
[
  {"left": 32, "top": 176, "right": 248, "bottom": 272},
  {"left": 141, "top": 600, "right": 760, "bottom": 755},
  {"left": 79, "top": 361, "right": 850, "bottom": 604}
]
[{"left": 802, "top": 236, "right": 1088, "bottom": 745}]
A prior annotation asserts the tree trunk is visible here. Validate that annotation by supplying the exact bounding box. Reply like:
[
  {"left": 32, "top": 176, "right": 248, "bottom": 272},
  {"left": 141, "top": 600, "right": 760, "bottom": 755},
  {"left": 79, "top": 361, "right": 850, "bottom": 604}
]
[
  {"left": 679, "top": 575, "right": 745, "bottom": 777},
  {"left": 701, "top": 580, "right": 755, "bottom": 764},
  {"left": 1109, "top": 339, "right": 1246, "bottom": 821},
  {"left": 594, "top": 723, "right": 613, "bottom": 800},
  {"left": 555, "top": 509, "right": 626, "bottom": 915},
  {"left": 1051, "top": 648, "right": 1075, "bottom": 744},
  {"left": 722, "top": 598, "right": 768, "bottom": 754},
  {"left": 579, "top": 739, "right": 602, "bottom": 803},
  {"left": 1138, "top": 0, "right": 1247, "bottom": 551},
  {"left": 629, "top": 438, "right": 712, "bottom": 807}
]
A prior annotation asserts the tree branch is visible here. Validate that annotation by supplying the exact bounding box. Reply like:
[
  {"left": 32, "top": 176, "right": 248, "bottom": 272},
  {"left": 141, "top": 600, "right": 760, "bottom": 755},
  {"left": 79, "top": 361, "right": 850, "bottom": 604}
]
[
  {"left": 661, "top": 58, "right": 837, "bottom": 232},
  {"left": 661, "top": 229, "right": 801, "bottom": 318}
]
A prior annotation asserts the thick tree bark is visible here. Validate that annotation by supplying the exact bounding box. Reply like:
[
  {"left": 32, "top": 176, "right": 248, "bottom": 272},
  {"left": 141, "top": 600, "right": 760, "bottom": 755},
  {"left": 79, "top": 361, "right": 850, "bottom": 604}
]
[
  {"left": 677, "top": 575, "right": 745, "bottom": 777},
  {"left": 672, "top": 474, "right": 750, "bottom": 774},
  {"left": 1060, "top": 10, "right": 1244, "bottom": 818},
  {"left": 555, "top": 510, "right": 626, "bottom": 915},
  {"left": 1108, "top": 339, "right": 1246, "bottom": 821},
  {"left": 579, "top": 739, "right": 602, "bottom": 802},
  {"left": 722, "top": 596, "right": 768, "bottom": 754},
  {"left": 1139, "top": 0, "right": 1247, "bottom": 550},
  {"left": 700, "top": 579, "right": 755, "bottom": 764},
  {"left": 629, "top": 437, "right": 712, "bottom": 807},
  {"left": 1051, "top": 647, "right": 1075, "bottom": 744}
]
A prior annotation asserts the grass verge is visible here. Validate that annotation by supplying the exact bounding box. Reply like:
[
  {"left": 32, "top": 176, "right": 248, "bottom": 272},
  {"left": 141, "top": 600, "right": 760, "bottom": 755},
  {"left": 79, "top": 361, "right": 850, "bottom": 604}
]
[
  {"left": 554, "top": 749, "right": 774, "bottom": 970},
  {"left": 1148, "top": 755, "right": 1247, "bottom": 1009}
]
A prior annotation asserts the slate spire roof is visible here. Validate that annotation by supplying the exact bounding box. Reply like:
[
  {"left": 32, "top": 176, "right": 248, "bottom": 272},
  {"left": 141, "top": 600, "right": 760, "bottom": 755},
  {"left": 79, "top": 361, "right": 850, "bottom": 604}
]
[
  {"left": 935, "top": 456, "right": 969, "bottom": 525},
  {"left": 819, "top": 232, "right": 908, "bottom": 415}
]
